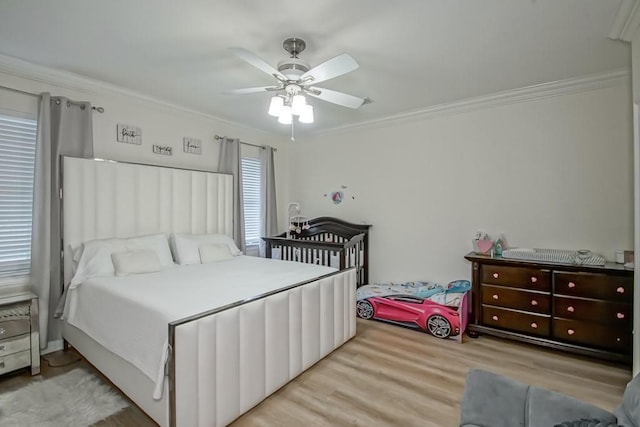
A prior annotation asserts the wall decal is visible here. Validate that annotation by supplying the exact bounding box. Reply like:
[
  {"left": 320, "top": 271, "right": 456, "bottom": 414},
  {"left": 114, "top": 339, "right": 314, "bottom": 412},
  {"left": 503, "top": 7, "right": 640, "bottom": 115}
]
[
  {"left": 152, "top": 145, "right": 173, "bottom": 156},
  {"left": 325, "top": 184, "right": 356, "bottom": 204},
  {"left": 331, "top": 191, "right": 344, "bottom": 204},
  {"left": 183, "top": 137, "right": 202, "bottom": 154},
  {"left": 116, "top": 124, "right": 142, "bottom": 144}
]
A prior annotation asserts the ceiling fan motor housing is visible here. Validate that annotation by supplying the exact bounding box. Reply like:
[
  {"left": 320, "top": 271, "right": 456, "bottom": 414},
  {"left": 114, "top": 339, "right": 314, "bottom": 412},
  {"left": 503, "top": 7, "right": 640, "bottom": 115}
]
[{"left": 277, "top": 57, "right": 310, "bottom": 81}]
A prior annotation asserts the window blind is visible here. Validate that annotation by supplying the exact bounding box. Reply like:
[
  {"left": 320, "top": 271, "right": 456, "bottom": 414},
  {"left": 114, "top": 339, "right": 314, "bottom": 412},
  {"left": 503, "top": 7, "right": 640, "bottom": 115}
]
[
  {"left": 241, "top": 157, "right": 261, "bottom": 246},
  {"left": 0, "top": 113, "right": 36, "bottom": 278}
]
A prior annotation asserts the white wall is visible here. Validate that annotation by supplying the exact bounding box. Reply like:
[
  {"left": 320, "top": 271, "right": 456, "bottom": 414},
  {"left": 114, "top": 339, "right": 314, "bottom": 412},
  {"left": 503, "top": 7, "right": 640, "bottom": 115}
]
[
  {"left": 0, "top": 69, "right": 284, "bottom": 170},
  {"left": 287, "top": 83, "right": 633, "bottom": 285}
]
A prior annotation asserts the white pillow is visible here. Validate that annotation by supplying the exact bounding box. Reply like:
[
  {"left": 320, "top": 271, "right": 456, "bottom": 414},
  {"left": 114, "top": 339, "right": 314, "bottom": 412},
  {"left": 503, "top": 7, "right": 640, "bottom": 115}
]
[
  {"left": 70, "top": 233, "right": 174, "bottom": 285},
  {"left": 171, "top": 233, "right": 241, "bottom": 265},
  {"left": 112, "top": 249, "right": 162, "bottom": 276},
  {"left": 199, "top": 243, "right": 234, "bottom": 263}
]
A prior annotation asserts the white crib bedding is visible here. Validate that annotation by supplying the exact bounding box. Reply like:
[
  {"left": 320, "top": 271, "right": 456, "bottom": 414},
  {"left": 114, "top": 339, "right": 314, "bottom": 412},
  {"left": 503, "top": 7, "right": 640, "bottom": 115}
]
[{"left": 63, "top": 256, "right": 336, "bottom": 399}]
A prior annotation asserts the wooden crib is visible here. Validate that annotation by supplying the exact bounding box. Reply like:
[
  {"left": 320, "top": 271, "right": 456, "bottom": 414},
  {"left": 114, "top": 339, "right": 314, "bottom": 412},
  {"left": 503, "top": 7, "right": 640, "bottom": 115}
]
[{"left": 263, "top": 217, "right": 372, "bottom": 287}]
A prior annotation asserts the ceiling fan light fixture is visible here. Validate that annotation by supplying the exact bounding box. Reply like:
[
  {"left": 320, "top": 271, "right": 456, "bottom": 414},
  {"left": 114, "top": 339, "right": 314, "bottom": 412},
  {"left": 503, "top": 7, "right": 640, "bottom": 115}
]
[
  {"left": 278, "top": 105, "right": 293, "bottom": 124},
  {"left": 298, "top": 104, "right": 314, "bottom": 124},
  {"left": 268, "top": 96, "right": 283, "bottom": 117},
  {"left": 291, "top": 94, "right": 306, "bottom": 116}
]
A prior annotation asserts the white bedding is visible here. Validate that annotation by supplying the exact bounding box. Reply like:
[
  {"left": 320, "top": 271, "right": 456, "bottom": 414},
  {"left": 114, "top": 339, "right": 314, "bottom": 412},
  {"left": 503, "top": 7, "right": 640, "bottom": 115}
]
[{"left": 63, "top": 256, "right": 336, "bottom": 399}]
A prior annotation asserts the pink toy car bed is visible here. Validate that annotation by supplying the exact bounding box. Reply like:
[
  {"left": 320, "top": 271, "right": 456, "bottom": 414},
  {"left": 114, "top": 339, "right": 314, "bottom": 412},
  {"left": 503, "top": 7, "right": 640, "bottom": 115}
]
[{"left": 356, "top": 280, "right": 471, "bottom": 342}]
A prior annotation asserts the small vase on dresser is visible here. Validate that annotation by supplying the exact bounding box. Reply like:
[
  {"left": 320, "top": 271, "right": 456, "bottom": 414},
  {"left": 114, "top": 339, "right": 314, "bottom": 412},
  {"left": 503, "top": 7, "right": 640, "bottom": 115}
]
[{"left": 464, "top": 252, "right": 633, "bottom": 363}]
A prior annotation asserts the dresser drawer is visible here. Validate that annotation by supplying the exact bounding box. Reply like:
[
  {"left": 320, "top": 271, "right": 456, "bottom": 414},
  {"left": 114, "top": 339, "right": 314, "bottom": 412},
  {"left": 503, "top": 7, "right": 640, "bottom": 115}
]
[
  {"left": 554, "top": 272, "right": 632, "bottom": 302},
  {"left": 481, "top": 265, "right": 550, "bottom": 291},
  {"left": 0, "top": 334, "right": 30, "bottom": 358},
  {"left": 553, "top": 318, "right": 630, "bottom": 351},
  {"left": 481, "top": 284, "right": 550, "bottom": 314},
  {"left": 0, "top": 349, "right": 30, "bottom": 375},
  {"left": 554, "top": 296, "right": 631, "bottom": 325},
  {"left": 0, "top": 319, "right": 30, "bottom": 341},
  {"left": 482, "top": 305, "right": 550, "bottom": 336}
]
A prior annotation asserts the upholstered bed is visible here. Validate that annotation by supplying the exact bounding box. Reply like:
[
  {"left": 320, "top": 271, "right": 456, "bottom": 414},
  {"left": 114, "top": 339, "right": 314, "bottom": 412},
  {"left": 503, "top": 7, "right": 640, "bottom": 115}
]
[
  {"left": 262, "top": 217, "right": 371, "bottom": 287},
  {"left": 59, "top": 157, "right": 356, "bottom": 427}
]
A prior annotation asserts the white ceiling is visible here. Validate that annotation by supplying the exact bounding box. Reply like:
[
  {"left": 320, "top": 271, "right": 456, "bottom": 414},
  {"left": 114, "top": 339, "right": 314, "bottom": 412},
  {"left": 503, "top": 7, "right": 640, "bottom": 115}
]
[{"left": 0, "top": 0, "right": 630, "bottom": 136}]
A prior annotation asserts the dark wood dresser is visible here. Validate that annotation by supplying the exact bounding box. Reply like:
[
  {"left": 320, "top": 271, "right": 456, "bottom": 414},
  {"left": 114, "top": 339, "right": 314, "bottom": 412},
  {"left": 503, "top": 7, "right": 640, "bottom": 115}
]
[{"left": 464, "top": 252, "right": 634, "bottom": 363}]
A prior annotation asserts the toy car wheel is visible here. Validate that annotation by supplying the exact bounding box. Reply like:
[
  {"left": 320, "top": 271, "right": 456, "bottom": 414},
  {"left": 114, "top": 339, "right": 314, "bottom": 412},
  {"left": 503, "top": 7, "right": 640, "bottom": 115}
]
[
  {"left": 356, "top": 300, "right": 374, "bottom": 319},
  {"left": 427, "top": 315, "right": 452, "bottom": 339}
]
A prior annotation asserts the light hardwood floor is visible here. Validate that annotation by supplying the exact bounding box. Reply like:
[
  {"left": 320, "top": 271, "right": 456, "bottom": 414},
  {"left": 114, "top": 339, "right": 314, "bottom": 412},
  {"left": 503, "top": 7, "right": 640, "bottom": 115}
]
[{"left": 0, "top": 319, "right": 632, "bottom": 426}]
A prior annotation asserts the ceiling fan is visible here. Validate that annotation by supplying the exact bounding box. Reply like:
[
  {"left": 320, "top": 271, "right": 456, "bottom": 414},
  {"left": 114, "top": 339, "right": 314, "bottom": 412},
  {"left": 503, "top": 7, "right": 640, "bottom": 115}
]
[{"left": 225, "top": 37, "right": 369, "bottom": 125}]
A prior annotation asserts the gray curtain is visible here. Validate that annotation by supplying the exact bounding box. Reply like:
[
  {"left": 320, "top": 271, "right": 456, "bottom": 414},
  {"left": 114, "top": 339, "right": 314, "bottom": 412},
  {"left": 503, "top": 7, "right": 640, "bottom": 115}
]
[
  {"left": 259, "top": 146, "right": 278, "bottom": 257},
  {"left": 31, "top": 94, "right": 93, "bottom": 349},
  {"left": 218, "top": 137, "right": 246, "bottom": 253}
]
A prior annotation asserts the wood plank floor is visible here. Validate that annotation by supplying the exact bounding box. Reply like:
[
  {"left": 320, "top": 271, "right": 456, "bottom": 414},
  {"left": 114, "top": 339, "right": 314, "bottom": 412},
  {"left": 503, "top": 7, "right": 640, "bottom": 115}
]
[{"left": 0, "top": 319, "right": 632, "bottom": 426}]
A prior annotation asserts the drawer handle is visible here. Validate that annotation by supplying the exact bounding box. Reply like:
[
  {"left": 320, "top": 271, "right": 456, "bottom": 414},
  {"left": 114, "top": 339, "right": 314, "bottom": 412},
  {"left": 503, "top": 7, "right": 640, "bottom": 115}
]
[
  {"left": 568, "top": 282, "right": 576, "bottom": 288},
  {"left": 567, "top": 306, "right": 575, "bottom": 313},
  {"left": 531, "top": 300, "right": 538, "bottom": 306},
  {"left": 567, "top": 329, "right": 575, "bottom": 335},
  {"left": 492, "top": 315, "right": 499, "bottom": 321},
  {"left": 531, "top": 322, "right": 538, "bottom": 329},
  {"left": 531, "top": 277, "right": 538, "bottom": 283},
  {"left": 492, "top": 294, "right": 499, "bottom": 300},
  {"left": 617, "top": 312, "right": 625, "bottom": 319},
  {"left": 493, "top": 273, "right": 499, "bottom": 279},
  {"left": 617, "top": 287, "right": 625, "bottom": 294},
  {"left": 0, "top": 361, "right": 3, "bottom": 369},
  {"left": 0, "top": 345, "right": 4, "bottom": 351}
]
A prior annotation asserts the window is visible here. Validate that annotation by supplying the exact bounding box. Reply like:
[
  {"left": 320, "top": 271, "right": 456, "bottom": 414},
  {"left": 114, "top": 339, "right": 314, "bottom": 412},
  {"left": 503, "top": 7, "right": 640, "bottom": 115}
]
[
  {"left": 241, "top": 157, "right": 261, "bottom": 246},
  {"left": 0, "top": 112, "right": 36, "bottom": 279}
]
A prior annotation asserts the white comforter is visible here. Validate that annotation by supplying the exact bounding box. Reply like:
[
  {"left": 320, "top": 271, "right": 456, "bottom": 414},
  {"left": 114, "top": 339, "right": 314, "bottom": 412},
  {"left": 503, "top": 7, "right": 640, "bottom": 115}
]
[{"left": 63, "top": 256, "right": 336, "bottom": 399}]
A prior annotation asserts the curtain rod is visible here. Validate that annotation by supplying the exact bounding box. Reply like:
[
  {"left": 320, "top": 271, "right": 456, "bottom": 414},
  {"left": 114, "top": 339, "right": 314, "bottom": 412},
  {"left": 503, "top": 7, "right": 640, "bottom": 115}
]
[
  {"left": 0, "top": 84, "right": 104, "bottom": 113},
  {"left": 214, "top": 134, "right": 277, "bottom": 152}
]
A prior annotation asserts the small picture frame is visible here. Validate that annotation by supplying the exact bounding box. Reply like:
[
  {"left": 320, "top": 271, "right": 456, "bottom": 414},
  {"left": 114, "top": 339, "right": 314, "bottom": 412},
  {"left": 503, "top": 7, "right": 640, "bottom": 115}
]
[
  {"left": 183, "top": 137, "right": 202, "bottom": 155},
  {"left": 152, "top": 145, "right": 172, "bottom": 156},
  {"left": 116, "top": 124, "right": 142, "bottom": 144}
]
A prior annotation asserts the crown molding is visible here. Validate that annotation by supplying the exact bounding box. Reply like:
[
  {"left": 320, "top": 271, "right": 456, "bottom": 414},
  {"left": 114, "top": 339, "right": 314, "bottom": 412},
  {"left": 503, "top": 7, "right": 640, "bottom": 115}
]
[
  {"left": 315, "top": 69, "right": 631, "bottom": 136},
  {"left": 0, "top": 53, "right": 270, "bottom": 135},
  {"left": 609, "top": 0, "right": 640, "bottom": 42}
]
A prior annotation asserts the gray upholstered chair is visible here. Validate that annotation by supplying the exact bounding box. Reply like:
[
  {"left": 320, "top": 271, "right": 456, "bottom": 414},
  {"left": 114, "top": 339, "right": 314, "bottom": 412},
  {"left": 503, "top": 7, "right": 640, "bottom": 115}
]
[{"left": 459, "top": 369, "right": 640, "bottom": 427}]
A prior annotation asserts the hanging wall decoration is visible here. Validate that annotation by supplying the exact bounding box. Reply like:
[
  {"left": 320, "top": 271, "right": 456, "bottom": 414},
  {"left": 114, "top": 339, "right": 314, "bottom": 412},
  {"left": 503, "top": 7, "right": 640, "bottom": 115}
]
[
  {"left": 152, "top": 145, "right": 173, "bottom": 155},
  {"left": 116, "top": 124, "right": 142, "bottom": 144},
  {"left": 324, "top": 185, "right": 355, "bottom": 205},
  {"left": 330, "top": 191, "right": 344, "bottom": 204},
  {"left": 183, "top": 137, "right": 202, "bottom": 154}
]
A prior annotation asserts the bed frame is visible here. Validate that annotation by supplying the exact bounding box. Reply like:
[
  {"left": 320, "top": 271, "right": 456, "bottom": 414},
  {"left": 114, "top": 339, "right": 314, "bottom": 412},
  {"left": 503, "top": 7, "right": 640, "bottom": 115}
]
[
  {"left": 262, "top": 217, "right": 372, "bottom": 287},
  {"left": 60, "top": 157, "right": 356, "bottom": 427}
]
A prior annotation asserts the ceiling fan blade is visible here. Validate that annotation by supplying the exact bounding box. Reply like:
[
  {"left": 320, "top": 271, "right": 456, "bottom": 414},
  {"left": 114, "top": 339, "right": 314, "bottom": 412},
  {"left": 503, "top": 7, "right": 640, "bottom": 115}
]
[
  {"left": 305, "top": 87, "right": 366, "bottom": 109},
  {"left": 301, "top": 53, "right": 359, "bottom": 85},
  {"left": 223, "top": 86, "right": 280, "bottom": 95},
  {"left": 229, "top": 48, "right": 286, "bottom": 81}
]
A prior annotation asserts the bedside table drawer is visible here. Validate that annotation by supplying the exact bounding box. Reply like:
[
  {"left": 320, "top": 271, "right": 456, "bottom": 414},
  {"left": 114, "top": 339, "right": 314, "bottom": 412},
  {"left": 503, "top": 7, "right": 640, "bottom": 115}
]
[
  {"left": 0, "top": 334, "right": 30, "bottom": 357},
  {"left": 481, "top": 265, "right": 550, "bottom": 291},
  {"left": 0, "top": 319, "right": 30, "bottom": 340},
  {"left": 0, "top": 349, "right": 30, "bottom": 375}
]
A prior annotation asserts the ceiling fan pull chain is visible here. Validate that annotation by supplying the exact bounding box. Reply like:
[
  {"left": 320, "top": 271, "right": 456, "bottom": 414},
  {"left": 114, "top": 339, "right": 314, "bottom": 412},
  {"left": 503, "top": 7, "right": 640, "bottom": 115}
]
[{"left": 291, "top": 120, "right": 295, "bottom": 142}]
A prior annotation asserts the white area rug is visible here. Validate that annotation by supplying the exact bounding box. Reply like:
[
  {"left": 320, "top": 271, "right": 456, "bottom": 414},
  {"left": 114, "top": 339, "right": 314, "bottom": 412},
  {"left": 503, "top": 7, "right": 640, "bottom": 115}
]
[{"left": 0, "top": 368, "right": 128, "bottom": 426}]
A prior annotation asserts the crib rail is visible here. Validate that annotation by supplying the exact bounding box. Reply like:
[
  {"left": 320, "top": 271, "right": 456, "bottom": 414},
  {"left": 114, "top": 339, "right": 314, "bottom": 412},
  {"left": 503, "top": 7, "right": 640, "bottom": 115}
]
[{"left": 263, "top": 232, "right": 366, "bottom": 286}]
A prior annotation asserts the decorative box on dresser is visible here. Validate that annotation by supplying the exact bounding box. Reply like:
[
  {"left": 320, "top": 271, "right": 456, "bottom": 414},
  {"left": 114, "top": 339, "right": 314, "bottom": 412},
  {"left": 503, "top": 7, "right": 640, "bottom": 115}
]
[
  {"left": 464, "top": 252, "right": 634, "bottom": 363},
  {"left": 0, "top": 292, "right": 39, "bottom": 375}
]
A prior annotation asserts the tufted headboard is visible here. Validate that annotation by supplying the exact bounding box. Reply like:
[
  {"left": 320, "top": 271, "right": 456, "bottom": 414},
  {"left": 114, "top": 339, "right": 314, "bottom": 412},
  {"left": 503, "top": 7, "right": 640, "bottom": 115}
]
[{"left": 61, "top": 156, "right": 233, "bottom": 284}]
